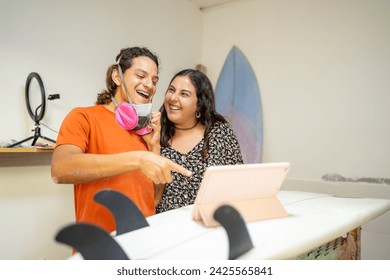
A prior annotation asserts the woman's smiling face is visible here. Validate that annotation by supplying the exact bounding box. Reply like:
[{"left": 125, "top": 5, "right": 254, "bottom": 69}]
[{"left": 164, "top": 75, "right": 198, "bottom": 127}]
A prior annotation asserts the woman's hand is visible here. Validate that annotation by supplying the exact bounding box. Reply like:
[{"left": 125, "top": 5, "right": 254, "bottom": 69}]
[{"left": 142, "top": 111, "right": 161, "bottom": 154}]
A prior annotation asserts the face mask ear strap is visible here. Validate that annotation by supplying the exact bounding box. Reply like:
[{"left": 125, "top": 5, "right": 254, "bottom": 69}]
[
  {"left": 117, "top": 60, "right": 134, "bottom": 105},
  {"left": 111, "top": 96, "right": 119, "bottom": 107}
]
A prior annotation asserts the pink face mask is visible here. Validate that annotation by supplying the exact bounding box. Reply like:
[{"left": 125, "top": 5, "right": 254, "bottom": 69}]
[{"left": 112, "top": 97, "right": 153, "bottom": 135}]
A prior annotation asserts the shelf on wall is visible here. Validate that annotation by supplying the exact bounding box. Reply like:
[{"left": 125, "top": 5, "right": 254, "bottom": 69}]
[{"left": 0, "top": 147, "right": 54, "bottom": 167}]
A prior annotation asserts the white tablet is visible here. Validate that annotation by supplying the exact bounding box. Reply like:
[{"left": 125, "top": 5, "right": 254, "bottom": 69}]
[{"left": 191, "top": 162, "right": 290, "bottom": 226}]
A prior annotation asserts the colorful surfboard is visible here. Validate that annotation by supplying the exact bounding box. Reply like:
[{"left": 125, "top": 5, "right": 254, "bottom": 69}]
[{"left": 215, "top": 46, "right": 263, "bottom": 163}]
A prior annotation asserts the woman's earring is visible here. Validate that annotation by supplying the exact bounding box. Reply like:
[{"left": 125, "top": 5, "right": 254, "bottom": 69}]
[{"left": 196, "top": 111, "right": 201, "bottom": 119}]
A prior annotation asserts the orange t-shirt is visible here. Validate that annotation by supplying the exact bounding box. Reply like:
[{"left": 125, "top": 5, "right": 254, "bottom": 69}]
[{"left": 56, "top": 105, "right": 154, "bottom": 233}]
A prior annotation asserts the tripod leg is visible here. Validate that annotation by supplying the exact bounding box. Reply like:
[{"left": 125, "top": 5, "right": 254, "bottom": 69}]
[
  {"left": 31, "top": 136, "right": 40, "bottom": 146},
  {"left": 40, "top": 135, "right": 56, "bottom": 144},
  {"left": 7, "top": 136, "right": 35, "bottom": 148}
]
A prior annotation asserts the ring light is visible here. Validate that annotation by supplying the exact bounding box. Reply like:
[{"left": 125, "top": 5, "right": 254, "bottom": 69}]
[
  {"left": 7, "top": 72, "right": 56, "bottom": 147},
  {"left": 25, "top": 72, "right": 46, "bottom": 122}
]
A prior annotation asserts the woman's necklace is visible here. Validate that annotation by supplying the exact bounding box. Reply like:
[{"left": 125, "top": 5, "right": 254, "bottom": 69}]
[{"left": 174, "top": 121, "right": 199, "bottom": 131}]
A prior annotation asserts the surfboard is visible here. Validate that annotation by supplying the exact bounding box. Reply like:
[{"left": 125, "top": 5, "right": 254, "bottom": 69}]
[{"left": 215, "top": 46, "right": 263, "bottom": 163}]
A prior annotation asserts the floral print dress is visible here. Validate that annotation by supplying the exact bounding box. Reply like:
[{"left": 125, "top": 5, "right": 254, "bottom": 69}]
[{"left": 156, "top": 121, "right": 243, "bottom": 213}]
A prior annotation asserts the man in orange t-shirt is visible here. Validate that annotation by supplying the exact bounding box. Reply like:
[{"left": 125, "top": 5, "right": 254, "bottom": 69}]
[{"left": 51, "top": 47, "right": 191, "bottom": 233}]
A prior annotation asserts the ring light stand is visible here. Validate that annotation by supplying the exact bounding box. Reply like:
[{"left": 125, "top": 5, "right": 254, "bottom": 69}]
[{"left": 7, "top": 72, "right": 56, "bottom": 148}]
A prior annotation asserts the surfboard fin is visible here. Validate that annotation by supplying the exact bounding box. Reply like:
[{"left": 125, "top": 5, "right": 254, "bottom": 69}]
[
  {"left": 55, "top": 223, "right": 129, "bottom": 260},
  {"left": 214, "top": 204, "right": 254, "bottom": 259},
  {"left": 94, "top": 189, "right": 149, "bottom": 235}
]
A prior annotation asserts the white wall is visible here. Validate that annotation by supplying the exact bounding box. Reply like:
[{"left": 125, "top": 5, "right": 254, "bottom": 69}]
[
  {"left": 0, "top": 0, "right": 202, "bottom": 259},
  {"left": 0, "top": 166, "right": 74, "bottom": 259},
  {"left": 0, "top": 0, "right": 202, "bottom": 143},
  {"left": 200, "top": 0, "right": 390, "bottom": 259},
  {"left": 201, "top": 0, "right": 390, "bottom": 182}
]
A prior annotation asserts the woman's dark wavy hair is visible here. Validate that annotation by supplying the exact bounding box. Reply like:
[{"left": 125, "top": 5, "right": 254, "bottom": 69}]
[
  {"left": 160, "top": 69, "right": 227, "bottom": 158},
  {"left": 96, "top": 47, "right": 159, "bottom": 105}
]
